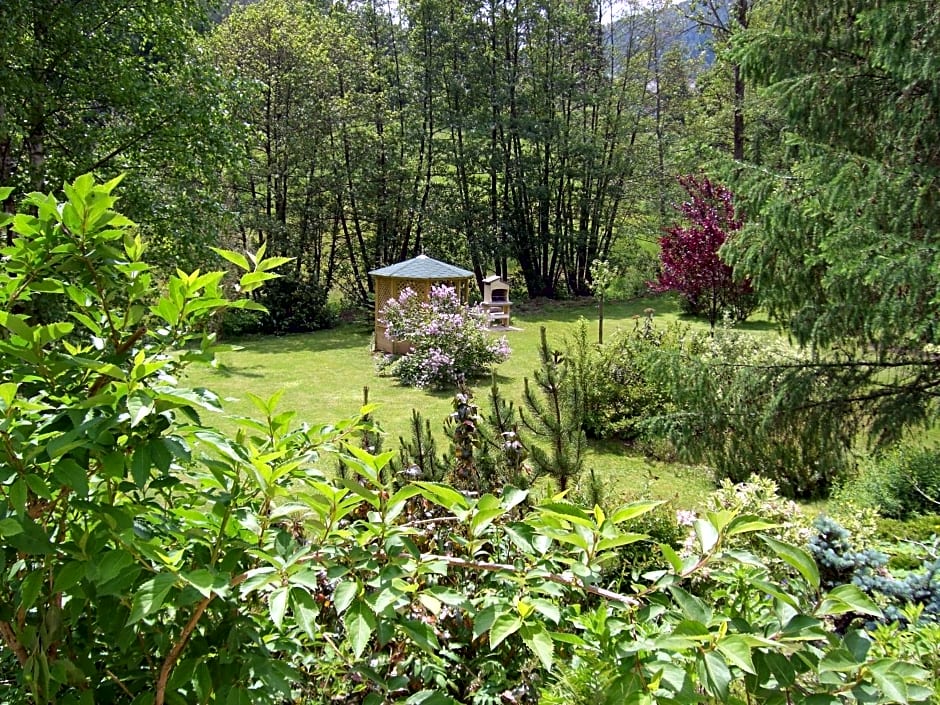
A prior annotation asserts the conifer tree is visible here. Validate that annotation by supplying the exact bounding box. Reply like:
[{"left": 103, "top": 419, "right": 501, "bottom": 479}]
[
  {"left": 519, "top": 327, "right": 587, "bottom": 492},
  {"left": 720, "top": 0, "right": 940, "bottom": 445}
]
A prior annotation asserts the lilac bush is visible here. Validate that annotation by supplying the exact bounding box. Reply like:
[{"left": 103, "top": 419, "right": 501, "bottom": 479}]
[{"left": 380, "top": 284, "right": 511, "bottom": 388}]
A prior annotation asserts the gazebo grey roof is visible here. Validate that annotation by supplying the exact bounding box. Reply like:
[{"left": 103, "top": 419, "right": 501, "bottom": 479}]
[{"left": 368, "top": 254, "right": 473, "bottom": 280}]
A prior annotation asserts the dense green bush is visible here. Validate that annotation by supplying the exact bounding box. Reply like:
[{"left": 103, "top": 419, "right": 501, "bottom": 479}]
[
  {"left": 837, "top": 446, "right": 940, "bottom": 519},
  {"left": 567, "top": 317, "right": 677, "bottom": 443},
  {"left": 221, "top": 275, "right": 338, "bottom": 336},
  {"left": 648, "top": 325, "right": 852, "bottom": 499}
]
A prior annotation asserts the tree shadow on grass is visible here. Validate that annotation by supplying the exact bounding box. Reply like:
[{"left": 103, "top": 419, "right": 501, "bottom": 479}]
[
  {"left": 226, "top": 326, "right": 373, "bottom": 355},
  {"left": 203, "top": 362, "right": 266, "bottom": 379},
  {"left": 735, "top": 318, "right": 781, "bottom": 333}
]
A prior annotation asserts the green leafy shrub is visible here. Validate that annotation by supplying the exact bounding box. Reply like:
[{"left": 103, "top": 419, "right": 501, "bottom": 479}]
[
  {"left": 600, "top": 502, "right": 686, "bottom": 586},
  {"left": 567, "top": 317, "right": 677, "bottom": 443},
  {"left": 221, "top": 275, "right": 338, "bottom": 336},
  {"left": 838, "top": 446, "right": 940, "bottom": 519},
  {"left": 878, "top": 515, "right": 940, "bottom": 544},
  {"left": 705, "top": 474, "right": 814, "bottom": 549},
  {"left": 648, "top": 325, "right": 851, "bottom": 499},
  {"left": 870, "top": 606, "right": 940, "bottom": 703}
]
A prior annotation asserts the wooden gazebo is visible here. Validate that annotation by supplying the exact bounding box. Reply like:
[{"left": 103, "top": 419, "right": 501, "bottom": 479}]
[{"left": 369, "top": 254, "right": 475, "bottom": 353}]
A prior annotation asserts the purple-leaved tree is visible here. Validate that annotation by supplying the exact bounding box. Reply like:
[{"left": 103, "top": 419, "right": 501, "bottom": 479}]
[{"left": 652, "top": 175, "right": 756, "bottom": 326}]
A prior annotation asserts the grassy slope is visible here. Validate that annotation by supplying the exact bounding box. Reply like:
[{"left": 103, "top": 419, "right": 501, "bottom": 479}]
[{"left": 185, "top": 295, "right": 777, "bottom": 509}]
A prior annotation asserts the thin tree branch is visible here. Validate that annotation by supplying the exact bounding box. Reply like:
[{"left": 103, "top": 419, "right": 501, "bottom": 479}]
[
  {"left": 0, "top": 621, "right": 28, "bottom": 666},
  {"left": 421, "top": 553, "right": 639, "bottom": 607}
]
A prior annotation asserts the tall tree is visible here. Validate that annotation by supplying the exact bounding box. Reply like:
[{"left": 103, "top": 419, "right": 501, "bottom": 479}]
[
  {"left": 722, "top": 0, "right": 940, "bottom": 443},
  {"left": 208, "top": 0, "right": 354, "bottom": 286},
  {"left": 653, "top": 175, "right": 754, "bottom": 326},
  {"left": 0, "top": 0, "right": 237, "bottom": 268}
]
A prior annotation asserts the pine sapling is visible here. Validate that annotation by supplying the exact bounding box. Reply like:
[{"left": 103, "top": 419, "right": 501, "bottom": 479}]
[{"left": 519, "top": 327, "right": 587, "bottom": 492}]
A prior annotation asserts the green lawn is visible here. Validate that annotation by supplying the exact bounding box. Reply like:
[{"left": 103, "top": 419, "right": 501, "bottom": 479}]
[{"left": 185, "top": 294, "right": 773, "bottom": 509}]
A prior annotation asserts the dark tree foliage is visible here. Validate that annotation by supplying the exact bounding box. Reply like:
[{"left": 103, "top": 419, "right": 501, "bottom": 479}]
[
  {"left": 0, "top": 0, "right": 239, "bottom": 270},
  {"left": 652, "top": 174, "right": 755, "bottom": 326},
  {"left": 722, "top": 0, "right": 940, "bottom": 445}
]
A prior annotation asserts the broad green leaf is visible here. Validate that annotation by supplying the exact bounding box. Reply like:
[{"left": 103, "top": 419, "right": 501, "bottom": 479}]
[
  {"left": 760, "top": 534, "right": 820, "bottom": 590},
  {"left": 470, "top": 507, "right": 505, "bottom": 537},
  {"left": 818, "top": 648, "right": 857, "bottom": 674},
  {"left": 698, "top": 651, "right": 731, "bottom": 700},
  {"left": 520, "top": 623, "right": 554, "bottom": 670},
  {"left": 210, "top": 248, "right": 250, "bottom": 271},
  {"left": 751, "top": 578, "right": 800, "bottom": 609},
  {"left": 268, "top": 586, "right": 289, "bottom": 629},
  {"left": 0, "top": 382, "right": 18, "bottom": 407},
  {"left": 609, "top": 500, "right": 663, "bottom": 524},
  {"left": 531, "top": 598, "right": 561, "bottom": 624},
  {"left": 716, "top": 635, "right": 756, "bottom": 675},
  {"left": 256, "top": 256, "right": 294, "bottom": 272},
  {"left": 538, "top": 501, "right": 595, "bottom": 527},
  {"left": 290, "top": 588, "right": 320, "bottom": 640},
  {"left": 726, "top": 515, "right": 778, "bottom": 536},
  {"left": 54, "top": 561, "right": 86, "bottom": 592},
  {"left": 426, "top": 586, "right": 467, "bottom": 608},
  {"left": 596, "top": 533, "right": 648, "bottom": 551},
  {"left": 472, "top": 604, "right": 498, "bottom": 638},
  {"left": 52, "top": 459, "right": 89, "bottom": 496},
  {"left": 501, "top": 486, "right": 529, "bottom": 511},
  {"left": 0, "top": 311, "right": 35, "bottom": 342},
  {"left": 238, "top": 270, "right": 279, "bottom": 291},
  {"left": 693, "top": 518, "right": 720, "bottom": 553},
  {"left": 183, "top": 569, "right": 227, "bottom": 599},
  {"left": 127, "top": 390, "right": 155, "bottom": 428},
  {"left": 669, "top": 586, "right": 711, "bottom": 624},
  {"left": 132, "top": 445, "right": 151, "bottom": 488},
  {"left": 19, "top": 570, "right": 44, "bottom": 611},
  {"left": 660, "top": 543, "right": 683, "bottom": 573},
  {"left": 415, "top": 481, "right": 470, "bottom": 510},
  {"left": 868, "top": 662, "right": 909, "bottom": 705},
  {"left": 817, "top": 584, "right": 882, "bottom": 618},
  {"left": 333, "top": 580, "right": 358, "bottom": 615},
  {"left": 344, "top": 601, "right": 376, "bottom": 659},
  {"left": 404, "top": 691, "right": 457, "bottom": 705},
  {"left": 128, "top": 573, "right": 177, "bottom": 625},
  {"left": 400, "top": 619, "right": 440, "bottom": 653},
  {"left": 489, "top": 613, "right": 523, "bottom": 649}
]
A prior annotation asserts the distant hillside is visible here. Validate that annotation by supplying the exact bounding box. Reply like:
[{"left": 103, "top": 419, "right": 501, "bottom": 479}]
[{"left": 609, "top": 1, "right": 718, "bottom": 70}]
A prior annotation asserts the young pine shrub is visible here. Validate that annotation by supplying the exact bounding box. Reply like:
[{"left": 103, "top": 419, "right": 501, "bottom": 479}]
[{"left": 520, "top": 327, "right": 587, "bottom": 492}]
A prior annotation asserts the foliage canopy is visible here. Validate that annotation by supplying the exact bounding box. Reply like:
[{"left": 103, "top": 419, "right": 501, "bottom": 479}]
[{"left": 0, "top": 175, "right": 931, "bottom": 704}]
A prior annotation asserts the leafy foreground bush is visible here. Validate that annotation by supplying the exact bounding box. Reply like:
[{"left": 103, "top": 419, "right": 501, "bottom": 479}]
[
  {"left": 379, "top": 284, "right": 510, "bottom": 388},
  {"left": 0, "top": 176, "right": 932, "bottom": 704}
]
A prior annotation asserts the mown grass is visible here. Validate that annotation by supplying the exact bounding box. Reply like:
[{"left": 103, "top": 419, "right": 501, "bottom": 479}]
[{"left": 185, "top": 294, "right": 779, "bottom": 509}]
